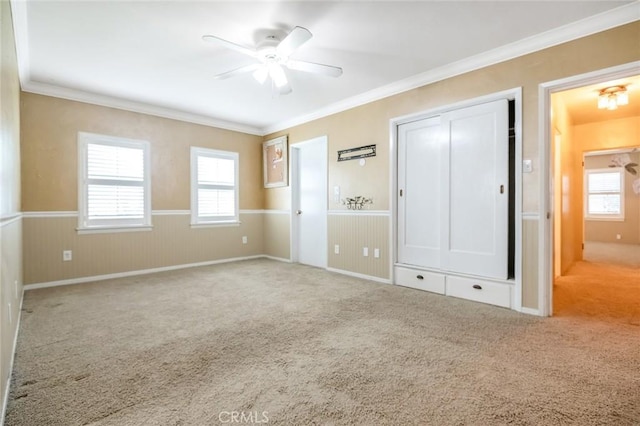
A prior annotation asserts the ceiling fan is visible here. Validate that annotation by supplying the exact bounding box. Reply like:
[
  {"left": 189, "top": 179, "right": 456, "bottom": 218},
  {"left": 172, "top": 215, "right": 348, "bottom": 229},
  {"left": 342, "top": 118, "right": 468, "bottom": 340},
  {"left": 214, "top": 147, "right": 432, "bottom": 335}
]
[{"left": 202, "top": 26, "right": 342, "bottom": 95}]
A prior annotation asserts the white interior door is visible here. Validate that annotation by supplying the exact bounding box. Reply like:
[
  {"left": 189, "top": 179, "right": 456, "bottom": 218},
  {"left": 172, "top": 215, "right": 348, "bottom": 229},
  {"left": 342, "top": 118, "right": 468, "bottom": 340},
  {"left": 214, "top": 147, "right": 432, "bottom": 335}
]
[
  {"left": 397, "top": 116, "right": 443, "bottom": 268},
  {"left": 442, "top": 99, "right": 509, "bottom": 279},
  {"left": 292, "top": 136, "right": 327, "bottom": 268}
]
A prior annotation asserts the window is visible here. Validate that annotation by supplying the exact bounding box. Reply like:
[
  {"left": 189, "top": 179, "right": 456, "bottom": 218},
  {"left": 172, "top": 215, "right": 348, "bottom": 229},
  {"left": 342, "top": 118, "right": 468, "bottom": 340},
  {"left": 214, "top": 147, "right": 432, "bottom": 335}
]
[
  {"left": 191, "top": 147, "right": 239, "bottom": 225},
  {"left": 78, "top": 132, "right": 151, "bottom": 231},
  {"left": 585, "top": 168, "right": 624, "bottom": 220}
]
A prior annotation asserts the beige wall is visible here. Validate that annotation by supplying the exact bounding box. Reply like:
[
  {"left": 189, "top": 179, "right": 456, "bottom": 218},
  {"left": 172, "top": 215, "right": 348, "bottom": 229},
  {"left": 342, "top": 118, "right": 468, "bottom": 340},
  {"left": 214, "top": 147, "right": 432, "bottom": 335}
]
[
  {"left": 263, "top": 212, "right": 290, "bottom": 261},
  {"left": 21, "top": 93, "right": 265, "bottom": 211},
  {"left": 1, "top": 0, "right": 23, "bottom": 416},
  {"left": 265, "top": 22, "right": 640, "bottom": 305},
  {"left": 584, "top": 151, "right": 640, "bottom": 244},
  {"left": 20, "top": 93, "right": 267, "bottom": 284},
  {"left": 552, "top": 94, "right": 583, "bottom": 275}
]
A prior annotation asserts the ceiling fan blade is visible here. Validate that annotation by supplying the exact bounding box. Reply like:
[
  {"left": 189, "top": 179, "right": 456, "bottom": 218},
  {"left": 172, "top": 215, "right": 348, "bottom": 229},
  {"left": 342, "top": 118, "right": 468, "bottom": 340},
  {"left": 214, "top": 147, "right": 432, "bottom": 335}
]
[
  {"left": 213, "top": 63, "right": 260, "bottom": 80},
  {"left": 286, "top": 59, "right": 343, "bottom": 78},
  {"left": 276, "top": 26, "right": 312, "bottom": 57},
  {"left": 202, "top": 34, "right": 258, "bottom": 58}
]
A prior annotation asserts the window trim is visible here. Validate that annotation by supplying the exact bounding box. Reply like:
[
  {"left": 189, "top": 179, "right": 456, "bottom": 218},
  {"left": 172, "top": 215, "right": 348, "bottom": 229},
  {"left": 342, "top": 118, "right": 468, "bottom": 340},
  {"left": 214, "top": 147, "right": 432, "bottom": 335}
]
[
  {"left": 77, "top": 132, "right": 152, "bottom": 232},
  {"left": 190, "top": 147, "right": 240, "bottom": 226},
  {"left": 584, "top": 167, "right": 625, "bottom": 221}
]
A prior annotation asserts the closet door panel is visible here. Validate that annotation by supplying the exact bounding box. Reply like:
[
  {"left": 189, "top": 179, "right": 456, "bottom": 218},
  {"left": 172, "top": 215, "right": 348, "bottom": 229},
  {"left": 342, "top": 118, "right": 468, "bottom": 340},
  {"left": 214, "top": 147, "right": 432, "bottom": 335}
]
[
  {"left": 442, "top": 99, "right": 509, "bottom": 279},
  {"left": 397, "top": 117, "right": 442, "bottom": 268}
]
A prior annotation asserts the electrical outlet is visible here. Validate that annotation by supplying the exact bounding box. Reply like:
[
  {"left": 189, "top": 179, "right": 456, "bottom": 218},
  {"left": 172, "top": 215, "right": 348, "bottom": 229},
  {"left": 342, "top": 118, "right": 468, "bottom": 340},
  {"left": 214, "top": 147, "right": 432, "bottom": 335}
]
[
  {"left": 363, "top": 247, "right": 369, "bottom": 257},
  {"left": 63, "top": 250, "right": 72, "bottom": 261},
  {"left": 242, "top": 236, "right": 248, "bottom": 244},
  {"left": 334, "top": 244, "right": 340, "bottom": 254},
  {"left": 374, "top": 248, "right": 380, "bottom": 258},
  {"left": 616, "top": 234, "right": 621, "bottom": 240}
]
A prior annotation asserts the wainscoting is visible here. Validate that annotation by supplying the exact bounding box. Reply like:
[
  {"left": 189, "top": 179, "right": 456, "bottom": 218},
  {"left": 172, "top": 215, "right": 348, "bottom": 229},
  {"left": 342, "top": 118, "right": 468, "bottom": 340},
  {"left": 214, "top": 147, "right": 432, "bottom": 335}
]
[
  {"left": 1, "top": 216, "right": 23, "bottom": 422},
  {"left": 22, "top": 211, "right": 265, "bottom": 285},
  {"left": 328, "top": 211, "right": 390, "bottom": 281}
]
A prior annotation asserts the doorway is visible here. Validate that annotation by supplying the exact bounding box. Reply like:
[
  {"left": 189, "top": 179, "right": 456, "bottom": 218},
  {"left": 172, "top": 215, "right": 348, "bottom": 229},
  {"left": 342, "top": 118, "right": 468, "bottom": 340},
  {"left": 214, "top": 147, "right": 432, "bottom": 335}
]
[
  {"left": 290, "top": 136, "right": 328, "bottom": 268},
  {"left": 541, "top": 62, "right": 640, "bottom": 317}
]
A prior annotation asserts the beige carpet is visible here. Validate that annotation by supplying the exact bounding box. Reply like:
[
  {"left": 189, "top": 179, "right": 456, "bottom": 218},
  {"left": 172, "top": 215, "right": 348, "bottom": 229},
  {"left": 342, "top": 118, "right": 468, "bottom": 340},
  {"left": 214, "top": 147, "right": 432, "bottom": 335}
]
[{"left": 6, "top": 259, "right": 640, "bottom": 425}]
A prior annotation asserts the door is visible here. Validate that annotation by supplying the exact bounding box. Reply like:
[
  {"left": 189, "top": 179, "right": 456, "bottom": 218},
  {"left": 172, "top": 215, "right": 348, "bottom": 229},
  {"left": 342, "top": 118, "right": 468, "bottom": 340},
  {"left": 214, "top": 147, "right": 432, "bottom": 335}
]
[
  {"left": 442, "top": 99, "right": 509, "bottom": 279},
  {"left": 397, "top": 116, "right": 443, "bottom": 268},
  {"left": 291, "top": 136, "right": 327, "bottom": 268}
]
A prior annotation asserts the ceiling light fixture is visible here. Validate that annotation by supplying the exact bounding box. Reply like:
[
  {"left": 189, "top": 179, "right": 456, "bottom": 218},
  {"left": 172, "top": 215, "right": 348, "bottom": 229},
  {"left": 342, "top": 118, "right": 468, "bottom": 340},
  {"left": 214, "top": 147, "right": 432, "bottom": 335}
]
[{"left": 597, "top": 85, "right": 629, "bottom": 110}]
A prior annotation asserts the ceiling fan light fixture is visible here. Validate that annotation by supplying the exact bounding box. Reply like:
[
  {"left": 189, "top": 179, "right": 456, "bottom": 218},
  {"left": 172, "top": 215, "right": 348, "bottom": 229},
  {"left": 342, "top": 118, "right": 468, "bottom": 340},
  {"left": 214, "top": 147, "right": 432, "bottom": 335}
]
[
  {"left": 253, "top": 66, "right": 269, "bottom": 84},
  {"left": 268, "top": 63, "right": 288, "bottom": 88}
]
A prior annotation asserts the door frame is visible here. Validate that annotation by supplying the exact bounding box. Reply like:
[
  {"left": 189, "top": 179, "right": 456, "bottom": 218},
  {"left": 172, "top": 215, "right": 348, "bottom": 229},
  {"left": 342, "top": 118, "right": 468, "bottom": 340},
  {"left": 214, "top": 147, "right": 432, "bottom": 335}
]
[
  {"left": 290, "top": 135, "right": 328, "bottom": 267},
  {"left": 390, "top": 87, "right": 523, "bottom": 311},
  {"left": 538, "top": 60, "right": 639, "bottom": 317}
]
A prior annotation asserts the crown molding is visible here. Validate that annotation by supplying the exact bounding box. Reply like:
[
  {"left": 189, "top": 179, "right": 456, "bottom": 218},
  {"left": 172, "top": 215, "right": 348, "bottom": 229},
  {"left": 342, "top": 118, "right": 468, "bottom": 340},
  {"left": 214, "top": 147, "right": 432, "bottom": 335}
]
[
  {"left": 262, "top": 2, "right": 640, "bottom": 135},
  {"left": 21, "top": 81, "right": 263, "bottom": 136},
  {"left": 11, "top": 1, "right": 639, "bottom": 137}
]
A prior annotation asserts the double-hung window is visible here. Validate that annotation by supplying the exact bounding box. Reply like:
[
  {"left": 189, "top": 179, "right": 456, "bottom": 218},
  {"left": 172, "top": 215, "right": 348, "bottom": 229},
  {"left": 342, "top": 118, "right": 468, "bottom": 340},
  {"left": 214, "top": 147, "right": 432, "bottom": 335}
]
[
  {"left": 584, "top": 168, "right": 624, "bottom": 220},
  {"left": 78, "top": 132, "right": 151, "bottom": 231},
  {"left": 191, "top": 147, "right": 239, "bottom": 225}
]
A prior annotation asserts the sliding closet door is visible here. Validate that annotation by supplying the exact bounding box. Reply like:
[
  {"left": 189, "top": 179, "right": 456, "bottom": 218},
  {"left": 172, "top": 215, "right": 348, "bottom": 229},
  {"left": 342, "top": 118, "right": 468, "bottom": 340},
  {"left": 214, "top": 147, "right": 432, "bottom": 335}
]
[
  {"left": 397, "top": 116, "right": 443, "bottom": 268},
  {"left": 441, "top": 99, "right": 509, "bottom": 279}
]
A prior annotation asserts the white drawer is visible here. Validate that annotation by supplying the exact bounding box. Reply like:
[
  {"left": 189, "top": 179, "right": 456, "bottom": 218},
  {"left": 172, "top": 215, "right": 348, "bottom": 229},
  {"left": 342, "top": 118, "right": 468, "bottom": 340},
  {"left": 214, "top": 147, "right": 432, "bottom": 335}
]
[
  {"left": 394, "top": 266, "right": 445, "bottom": 294},
  {"left": 445, "top": 276, "right": 511, "bottom": 308},
  {"left": 446, "top": 275, "right": 511, "bottom": 308}
]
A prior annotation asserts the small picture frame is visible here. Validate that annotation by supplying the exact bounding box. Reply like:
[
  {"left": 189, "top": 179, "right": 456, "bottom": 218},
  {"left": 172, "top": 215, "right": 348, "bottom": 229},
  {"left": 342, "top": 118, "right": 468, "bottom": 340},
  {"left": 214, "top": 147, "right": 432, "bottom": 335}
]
[{"left": 263, "top": 135, "right": 288, "bottom": 188}]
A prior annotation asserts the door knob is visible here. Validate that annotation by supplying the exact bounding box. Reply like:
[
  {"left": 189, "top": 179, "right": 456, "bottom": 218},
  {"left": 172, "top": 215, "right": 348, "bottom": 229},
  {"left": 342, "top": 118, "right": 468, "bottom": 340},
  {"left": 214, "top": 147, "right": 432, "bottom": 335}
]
[{"left": 296, "top": 210, "right": 302, "bottom": 215}]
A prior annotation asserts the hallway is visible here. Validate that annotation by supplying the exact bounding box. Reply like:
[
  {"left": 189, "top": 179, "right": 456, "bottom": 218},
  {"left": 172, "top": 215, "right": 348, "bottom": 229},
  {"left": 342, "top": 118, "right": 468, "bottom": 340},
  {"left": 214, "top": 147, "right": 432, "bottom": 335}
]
[{"left": 554, "top": 254, "right": 640, "bottom": 324}]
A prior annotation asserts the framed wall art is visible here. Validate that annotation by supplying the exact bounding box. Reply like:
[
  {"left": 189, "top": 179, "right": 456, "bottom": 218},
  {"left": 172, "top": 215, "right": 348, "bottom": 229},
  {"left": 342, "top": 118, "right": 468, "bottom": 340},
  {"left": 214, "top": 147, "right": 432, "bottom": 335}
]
[{"left": 263, "top": 135, "right": 288, "bottom": 188}]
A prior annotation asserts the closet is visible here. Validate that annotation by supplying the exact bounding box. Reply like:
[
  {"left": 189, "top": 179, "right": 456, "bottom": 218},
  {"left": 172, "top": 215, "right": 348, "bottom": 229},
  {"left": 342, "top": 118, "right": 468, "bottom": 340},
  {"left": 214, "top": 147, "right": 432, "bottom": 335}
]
[{"left": 395, "top": 97, "right": 515, "bottom": 308}]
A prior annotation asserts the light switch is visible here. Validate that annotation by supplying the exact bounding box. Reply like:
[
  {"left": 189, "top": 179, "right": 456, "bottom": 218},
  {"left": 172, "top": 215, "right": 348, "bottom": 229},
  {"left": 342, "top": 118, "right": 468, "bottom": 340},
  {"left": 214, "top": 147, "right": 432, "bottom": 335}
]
[
  {"left": 523, "top": 159, "right": 533, "bottom": 173},
  {"left": 334, "top": 186, "right": 340, "bottom": 204}
]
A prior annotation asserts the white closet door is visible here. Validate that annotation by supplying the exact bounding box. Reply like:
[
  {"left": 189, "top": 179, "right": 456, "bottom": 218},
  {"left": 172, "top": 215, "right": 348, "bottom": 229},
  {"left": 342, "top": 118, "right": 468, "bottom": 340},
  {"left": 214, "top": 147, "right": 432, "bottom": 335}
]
[
  {"left": 397, "top": 116, "right": 443, "bottom": 268},
  {"left": 441, "top": 99, "right": 509, "bottom": 279}
]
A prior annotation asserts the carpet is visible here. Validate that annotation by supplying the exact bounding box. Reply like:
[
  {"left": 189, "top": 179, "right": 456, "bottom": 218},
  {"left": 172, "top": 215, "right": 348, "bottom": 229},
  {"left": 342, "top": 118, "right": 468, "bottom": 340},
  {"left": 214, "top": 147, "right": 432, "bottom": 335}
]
[{"left": 5, "top": 259, "right": 640, "bottom": 425}]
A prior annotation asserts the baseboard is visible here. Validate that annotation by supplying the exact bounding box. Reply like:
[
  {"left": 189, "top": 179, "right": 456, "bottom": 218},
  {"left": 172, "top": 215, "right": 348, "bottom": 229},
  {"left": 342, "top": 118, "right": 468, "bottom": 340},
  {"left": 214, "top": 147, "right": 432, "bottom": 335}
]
[
  {"left": 262, "top": 255, "right": 291, "bottom": 263},
  {"left": 326, "top": 267, "right": 392, "bottom": 284},
  {"left": 520, "top": 307, "right": 542, "bottom": 316},
  {"left": 23, "top": 255, "right": 267, "bottom": 290},
  {"left": 1, "top": 289, "right": 24, "bottom": 426}
]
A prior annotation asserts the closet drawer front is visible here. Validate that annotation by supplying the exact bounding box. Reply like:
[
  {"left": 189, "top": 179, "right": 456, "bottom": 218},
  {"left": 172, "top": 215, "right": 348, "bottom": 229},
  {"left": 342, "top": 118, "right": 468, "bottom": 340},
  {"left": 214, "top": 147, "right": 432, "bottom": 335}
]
[
  {"left": 446, "top": 276, "right": 511, "bottom": 308},
  {"left": 395, "top": 267, "right": 445, "bottom": 294}
]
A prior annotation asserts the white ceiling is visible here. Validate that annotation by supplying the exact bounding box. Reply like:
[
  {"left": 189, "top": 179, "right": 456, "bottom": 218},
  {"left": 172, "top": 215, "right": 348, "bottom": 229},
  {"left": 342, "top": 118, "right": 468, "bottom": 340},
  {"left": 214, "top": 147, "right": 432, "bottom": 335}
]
[{"left": 11, "top": 1, "right": 639, "bottom": 135}]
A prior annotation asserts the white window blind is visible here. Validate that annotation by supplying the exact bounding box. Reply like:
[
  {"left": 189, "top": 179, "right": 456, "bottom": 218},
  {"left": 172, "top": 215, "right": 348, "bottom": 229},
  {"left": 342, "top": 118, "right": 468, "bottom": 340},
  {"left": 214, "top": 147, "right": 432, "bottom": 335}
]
[
  {"left": 585, "top": 169, "right": 624, "bottom": 220},
  {"left": 191, "top": 147, "right": 239, "bottom": 224},
  {"left": 78, "top": 133, "right": 151, "bottom": 230}
]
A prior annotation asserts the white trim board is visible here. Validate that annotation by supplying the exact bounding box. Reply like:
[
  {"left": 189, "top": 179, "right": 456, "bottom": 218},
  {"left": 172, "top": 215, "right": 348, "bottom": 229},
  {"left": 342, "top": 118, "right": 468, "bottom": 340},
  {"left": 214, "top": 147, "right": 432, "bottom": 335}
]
[
  {"left": 0, "top": 214, "right": 22, "bottom": 227},
  {"left": 327, "top": 210, "right": 390, "bottom": 216},
  {"left": 10, "top": 0, "right": 638, "bottom": 136},
  {"left": 22, "top": 210, "right": 274, "bottom": 218},
  {"left": 326, "top": 267, "right": 392, "bottom": 285},
  {"left": 23, "top": 255, "right": 267, "bottom": 290},
  {"left": 1, "top": 289, "right": 23, "bottom": 426}
]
